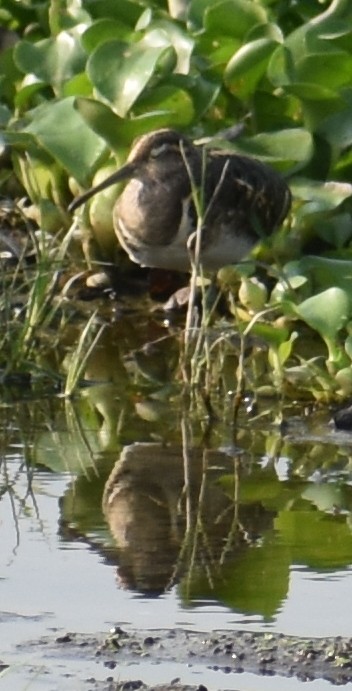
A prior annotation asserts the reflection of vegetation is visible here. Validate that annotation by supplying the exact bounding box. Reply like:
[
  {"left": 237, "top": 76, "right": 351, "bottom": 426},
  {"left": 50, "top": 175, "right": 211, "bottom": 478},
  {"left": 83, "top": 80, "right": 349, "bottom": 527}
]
[
  {"left": 2, "top": 388, "right": 352, "bottom": 620},
  {"left": 98, "top": 399, "right": 352, "bottom": 616}
]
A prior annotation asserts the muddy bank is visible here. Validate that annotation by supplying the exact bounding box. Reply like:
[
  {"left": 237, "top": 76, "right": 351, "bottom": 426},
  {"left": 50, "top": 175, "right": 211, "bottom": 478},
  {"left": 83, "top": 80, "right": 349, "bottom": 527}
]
[{"left": 11, "top": 626, "right": 352, "bottom": 689}]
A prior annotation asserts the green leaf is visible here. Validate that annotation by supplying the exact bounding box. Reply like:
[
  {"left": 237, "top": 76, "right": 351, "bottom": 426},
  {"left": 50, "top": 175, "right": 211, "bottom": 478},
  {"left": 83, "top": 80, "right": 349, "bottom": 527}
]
[
  {"left": 284, "top": 82, "right": 340, "bottom": 102},
  {"left": 81, "top": 18, "right": 133, "bottom": 54},
  {"left": 74, "top": 97, "right": 130, "bottom": 150},
  {"left": 284, "top": 257, "right": 352, "bottom": 299},
  {"left": 249, "top": 322, "right": 290, "bottom": 347},
  {"left": 296, "top": 51, "right": 352, "bottom": 90},
  {"left": 23, "top": 97, "right": 107, "bottom": 185},
  {"left": 87, "top": 34, "right": 177, "bottom": 116},
  {"left": 225, "top": 37, "right": 278, "bottom": 98},
  {"left": 0, "top": 104, "right": 11, "bottom": 127},
  {"left": 227, "top": 128, "right": 313, "bottom": 168},
  {"left": 148, "top": 19, "right": 194, "bottom": 75},
  {"left": 14, "top": 81, "right": 50, "bottom": 110},
  {"left": 204, "top": 0, "right": 267, "bottom": 38},
  {"left": 267, "top": 44, "right": 295, "bottom": 87},
  {"left": 134, "top": 83, "right": 194, "bottom": 126},
  {"left": 74, "top": 96, "right": 193, "bottom": 148},
  {"left": 290, "top": 178, "right": 352, "bottom": 209},
  {"left": 86, "top": 0, "right": 143, "bottom": 26},
  {"left": 14, "top": 32, "right": 87, "bottom": 91},
  {"left": 317, "top": 88, "right": 352, "bottom": 151},
  {"left": 295, "top": 287, "right": 349, "bottom": 354}
]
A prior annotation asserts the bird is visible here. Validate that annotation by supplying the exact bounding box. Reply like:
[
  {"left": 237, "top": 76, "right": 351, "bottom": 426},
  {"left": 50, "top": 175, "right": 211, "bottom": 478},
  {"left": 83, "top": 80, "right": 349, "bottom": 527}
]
[{"left": 69, "top": 128, "right": 291, "bottom": 272}]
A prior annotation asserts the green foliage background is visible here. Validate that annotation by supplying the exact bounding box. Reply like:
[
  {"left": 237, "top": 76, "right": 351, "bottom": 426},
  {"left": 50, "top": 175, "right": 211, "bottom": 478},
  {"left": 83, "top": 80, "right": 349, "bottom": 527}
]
[{"left": 1, "top": 0, "right": 352, "bottom": 400}]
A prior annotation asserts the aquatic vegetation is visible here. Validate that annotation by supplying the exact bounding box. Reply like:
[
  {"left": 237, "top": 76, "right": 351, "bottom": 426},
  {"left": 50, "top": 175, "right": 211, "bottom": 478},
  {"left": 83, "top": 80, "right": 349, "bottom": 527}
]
[{"left": 0, "top": 0, "right": 352, "bottom": 400}]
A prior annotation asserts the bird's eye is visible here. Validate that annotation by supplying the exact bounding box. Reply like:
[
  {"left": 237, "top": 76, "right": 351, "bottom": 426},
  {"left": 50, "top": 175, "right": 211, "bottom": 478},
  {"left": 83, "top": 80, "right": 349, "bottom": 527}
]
[
  {"left": 150, "top": 143, "right": 169, "bottom": 158},
  {"left": 149, "top": 142, "right": 184, "bottom": 158}
]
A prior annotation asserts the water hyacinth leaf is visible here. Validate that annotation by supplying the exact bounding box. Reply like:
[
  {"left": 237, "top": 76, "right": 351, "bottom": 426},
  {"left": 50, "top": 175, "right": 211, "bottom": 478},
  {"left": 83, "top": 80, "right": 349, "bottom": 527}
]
[
  {"left": 285, "top": 82, "right": 340, "bottom": 102},
  {"left": 295, "top": 287, "right": 350, "bottom": 362},
  {"left": 62, "top": 71, "right": 93, "bottom": 98},
  {"left": 268, "top": 332, "right": 297, "bottom": 384},
  {"left": 316, "top": 214, "right": 352, "bottom": 249},
  {"left": 270, "top": 275, "right": 309, "bottom": 305},
  {"left": 24, "top": 97, "right": 107, "bottom": 185},
  {"left": 281, "top": 1, "right": 352, "bottom": 59},
  {"left": 134, "top": 84, "right": 194, "bottom": 126},
  {"left": 249, "top": 321, "right": 290, "bottom": 348},
  {"left": 74, "top": 97, "right": 130, "bottom": 150},
  {"left": 296, "top": 51, "right": 352, "bottom": 90},
  {"left": 2, "top": 129, "right": 39, "bottom": 150},
  {"left": 284, "top": 257, "right": 352, "bottom": 298},
  {"left": 87, "top": 0, "right": 143, "bottom": 25},
  {"left": 229, "top": 129, "right": 313, "bottom": 167},
  {"left": 135, "top": 8, "right": 152, "bottom": 32},
  {"left": 87, "top": 35, "right": 177, "bottom": 116},
  {"left": 14, "top": 32, "right": 87, "bottom": 91},
  {"left": 75, "top": 96, "right": 191, "bottom": 147},
  {"left": 267, "top": 45, "right": 295, "bottom": 87},
  {"left": 0, "top": 105, "right": 11, "bottom": 127},
  {"left": 14, "top": 81, "right": 49, "bottom": 110},
  {"left": 317, "top": 89, "right": 352, "bottom": 151},
  {"left": 0, "top": 45, "right": 23, "bottom": 103},
  {"left": 48, "top": 0, "right": 91, "bottom": 34},
  {"left": 11, "top": 145, "right": 67, "bottom": 208},
  {"left": 204, "top": 0, "right": 267, "bottom": 39},
  {"left": 252, "top": 90, "right": 300, "bottom": 133},
  {"left": 335, "top": 367, "right": 352, "bottom": 395},
  {"left": 225, "top": 38, "right": 278, "bottom": 99},
  {"left": 148, "top": 19, "right": 195, "bottom": 74},
  {"left": 246, "top": 21, "right": 283, "bottom": 42},
  {"left": 278, "top": 332, "right": 298, "bottom": 367},
  {"left": 290, "top": 178, "right": 352, "bottom": 209},
  {"left": 81, "top": 18, "right": 133, "bottom": 54},
  {"left": 183, "top": 75, "right": 220, "bottom": 119}
]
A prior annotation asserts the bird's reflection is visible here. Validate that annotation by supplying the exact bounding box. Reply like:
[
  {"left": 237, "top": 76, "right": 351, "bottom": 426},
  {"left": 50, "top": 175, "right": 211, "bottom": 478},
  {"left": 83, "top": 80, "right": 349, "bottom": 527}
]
[{"left": 103, "top": 441, "right": 273, "bottom": 595}]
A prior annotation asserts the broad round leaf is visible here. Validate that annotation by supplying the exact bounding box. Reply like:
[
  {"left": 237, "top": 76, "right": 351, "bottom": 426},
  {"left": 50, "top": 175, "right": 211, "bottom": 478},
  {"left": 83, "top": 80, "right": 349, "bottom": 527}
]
[
  {"left": 284, "top": 257, "right": 352, "bottom": 300},
  {"left": 290, "top": 178, "right": 352, "bottom": 209},
  {"left": 87, "top": 0, "right": 143, "bottom": 26},
  {"left": 204, "top": 0, "right": 267, "bottom": 38},
  {"left": 87, "top": 34, "right": 177, "bottom": 116},
  {"left": 296, "top": 287, "right": 350, "bottom": 343},
  {"left": 81, "top": 19, "right": 133, "bottom": 54},
  {"left": 267, "top": 45, "right": 294, "bottom": 87},
  {"left": 14, "top": 32, "right": 87, "bottom": 91},
  {"left": 284, "top": 82, "right": 340, "bottom": 102},
  {"left": 317, "top": 89, "right": 352, "bottom": 151},
  {"left": 225, "top": 38, "right": 278, "bottom": 98},
  {"left": 23, "top": 97, "right": 107, "bottom": 185},
  {"left": 224, "top": 128, "right": 313, "bottom": 168},
  {"left": 134, "top": 84, "right": 194, "bottom": 126},
  {"left": 74, "top": 97, "right": 130, "bottom": 150},
  {"left": 148, "top": 19, "right": 194, "bottom": 74},
  {"left": 296, "top": 51, "right": 352, "bottom": 90},
  {"left": 75, "top": 97, "right": 191, "bottom": 147}
]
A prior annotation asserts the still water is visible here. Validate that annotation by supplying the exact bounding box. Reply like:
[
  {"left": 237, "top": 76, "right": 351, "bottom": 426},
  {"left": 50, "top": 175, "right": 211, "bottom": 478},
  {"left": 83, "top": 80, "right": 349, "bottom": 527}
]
[{"left": 1, "top": 319, "right": 352, "bottom": 689}]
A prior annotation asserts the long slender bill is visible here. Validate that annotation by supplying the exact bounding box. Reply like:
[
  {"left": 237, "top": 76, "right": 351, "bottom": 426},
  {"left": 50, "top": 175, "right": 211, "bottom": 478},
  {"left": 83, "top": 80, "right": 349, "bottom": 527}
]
[{"left": 68, "top": 162, "right": 136, "bottom": 213}]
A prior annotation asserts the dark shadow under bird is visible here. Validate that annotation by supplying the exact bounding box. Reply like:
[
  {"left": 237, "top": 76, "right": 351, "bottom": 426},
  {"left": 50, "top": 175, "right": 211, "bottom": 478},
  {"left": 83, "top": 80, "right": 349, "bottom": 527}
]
[{"left": 69, "top": 128, "right": 291, "bottom": 271}]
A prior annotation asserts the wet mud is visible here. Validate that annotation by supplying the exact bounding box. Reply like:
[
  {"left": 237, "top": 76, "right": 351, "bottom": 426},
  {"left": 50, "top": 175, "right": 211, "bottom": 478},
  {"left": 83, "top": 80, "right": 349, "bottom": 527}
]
[{"left": 13, "top": 626, "right": 352, "bottom": 689}]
